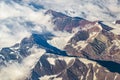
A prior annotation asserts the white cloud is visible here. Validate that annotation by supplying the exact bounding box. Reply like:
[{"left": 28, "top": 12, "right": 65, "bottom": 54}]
[
  {"left": 0, "top": 1, "right": 53, "bottom": 48},
  {"left": 0, "top": 0, "right": 120, "bottom": 80},
  {"left": 2, "top": 0, "right": 118, "bottom": 21},
  {"left": 1, "top": 0, "right": 120, "bottom": 48},
  {"left": 0, "top": 2, "right": 53, "bottom": 79},
  {"left": 0, "top": 18, "right": 31, "bottom": 48},
  {"left": 38, "top": 0, "right": 120, "bottom": 21},
  {"left": 47, "top": 31, "right": 75, "bottom": 50},
  {"left": 0, "top": 1, "right": 20, "bottom": 19},
  {"left": 0, "top": 46, "right": 45, "bottom": 80},
  {"left": 39, "top": 74, "right": 62, "bottom": 80}
]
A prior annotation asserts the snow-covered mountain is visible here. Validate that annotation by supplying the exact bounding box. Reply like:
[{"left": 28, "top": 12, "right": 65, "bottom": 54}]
[{"left": 0, "top": 0, "right": 120, "bottom": 80}]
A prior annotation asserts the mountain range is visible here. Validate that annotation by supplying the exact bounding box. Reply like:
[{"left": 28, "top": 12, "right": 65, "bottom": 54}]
[{"left": 0, "top": 0, "right": 120, "bottom": 80}]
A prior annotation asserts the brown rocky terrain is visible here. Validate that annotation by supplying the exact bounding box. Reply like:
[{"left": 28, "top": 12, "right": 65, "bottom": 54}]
[
  {"left": 1, "top": 10, "right": 120, "bottom": 80},
  {"left": 28, "top": 10, "right": 120, "bottom": 80},
  {"left": 30, "top": 54, "right": 120, "bottom": 80}
]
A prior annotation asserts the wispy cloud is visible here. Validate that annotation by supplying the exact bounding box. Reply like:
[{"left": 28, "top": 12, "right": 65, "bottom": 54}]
[
  {"left": 1, "top": 0, "right": 120, "bottom": 48},
  {"left": 0, "top": 1, "right": 53, "bottom": 48},
  {"left": 0, "top": 0, "right": 120, "bottom": 80},
  {"left": 0, "top": 1, "right": 55, "bottom": 79},
  {"left": 0, "top": 46, "right": 45, "bottom": 80},
  {"left": 0, "top": 18, "right": 30, "bottom": 48},
  {"left": 38, "top": 0, "right": 120, "bottom": 21}
]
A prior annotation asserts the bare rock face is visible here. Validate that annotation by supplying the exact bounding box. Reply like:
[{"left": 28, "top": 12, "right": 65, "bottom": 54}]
[
  {"left": 64, "top": 24, "right": 120, "bottom": 64},
  {"left": 116, "top": 20, "right": 120, "bottom": 24},
  {"left": 45, "top": 10, "right": 96, "bottom": 32},
  {"left": 70, "top": 30, "right": 89, "bottom": 41},
  {"left": 28, "top": 10, "right": 120, "bottom": 80},
  {"left": 46, "top": 10, "right": 120, "bottom": 64},
  {"left": 30, "top": 54, "right": 120, "bottom": 80}
]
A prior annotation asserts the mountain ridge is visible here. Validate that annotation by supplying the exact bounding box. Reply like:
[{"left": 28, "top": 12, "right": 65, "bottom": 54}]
[{"left": 1, "top": 10, "right": 120, "bottom": 80}]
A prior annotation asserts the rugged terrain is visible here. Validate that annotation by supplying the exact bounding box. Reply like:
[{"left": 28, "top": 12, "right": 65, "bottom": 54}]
[{"left": 0, "top": 9, "right": 120, "bottom": 80}]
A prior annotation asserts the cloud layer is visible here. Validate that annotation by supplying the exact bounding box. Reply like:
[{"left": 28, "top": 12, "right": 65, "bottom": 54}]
[
  {"left": 0, "top": 46, "right": 45, "bottom": 80},
  {"left": 38, "top": 0, "right": 120, "bottom": 21},
  {"left": 0, "top": 1, "right": 53, "bottom": 48},
  {"left": 0, "top": 0, "right": 120, "bottom": 80},
  {"left": 1, "top": 0, "right": 120, "bottom": 48}
]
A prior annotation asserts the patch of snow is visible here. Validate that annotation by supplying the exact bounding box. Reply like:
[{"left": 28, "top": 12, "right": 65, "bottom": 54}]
[
  {"left": 104, "top": 69, "right": 109, "bottom": 72},
  {"left": 58, "top": 57, "right": 75, "bottom": 65},
  {"left": 93, "top": 71, "right": 97, "bottom": 80},
  {"left": 102, "top": 22, "right": 120, "bottom": 35},
  {"left": 72, "top": 24, "right": 102, "bottom": 50},
  {"left": 80, "top": 75, "right": 84, "bottom": 80},
  {"left": 0, "top": 54, "right": 5, "bottom": 59},
  {"left": 47, "top": 55, "right": 75, "bottom": 65},
  {"left": 86, "top": 69, "right": 91, "bottom": 80},
  {"left": 47, "top": 57, "right": 55, "bottom": 65},
  {"left": 114, "top": 73, "right": 118, "bottom": 80},
  {"left": 88, "top": 32, "right": 99, "bottom": 41},
  {"left": 72, "top": 41, "right": 88, "bottom": 50},
  {"left": 79, "top": 58, "right": 97, "bottom": 67},
  {"left": 10, "top": 52, "right": 14, "bottom": 54},
  {"left": 96, "top": 69, "right": 99, "bottom": 73},
  {"left": 112, "top": 40, "right": 120, "bottom": 48},
  {"left": 39, "top": 75, "right": 62, "bottom": 80}
]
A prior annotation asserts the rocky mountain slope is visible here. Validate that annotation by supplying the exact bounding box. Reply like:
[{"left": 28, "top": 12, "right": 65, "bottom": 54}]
[
  {"left": 30, "top": 54, "right": 120, "bottom": 80},
  {"left": 1, "top": 10, "right": 120, "bottom": 80}
]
